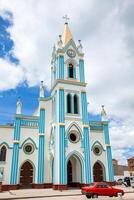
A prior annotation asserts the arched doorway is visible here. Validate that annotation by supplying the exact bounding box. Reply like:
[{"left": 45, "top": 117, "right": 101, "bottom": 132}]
[
  {"left": 67, "top": 154, "right": 82, "bottom": 187},
  {"left": 20, "top": 161, "right": 34, "bottom": 188},
  {"left": 67, "top": 160, "right": 72, "bottom": 185},
  {"left": 93, "top": 161, "right": 105, "bottom": 182}
]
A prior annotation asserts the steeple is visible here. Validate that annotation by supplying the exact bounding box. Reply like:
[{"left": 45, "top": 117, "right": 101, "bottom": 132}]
[
  {"left": 62, "top": 15, "right": 73, "bottom": 46},
  {"left": 62, "top": 23, "right": 73, "bottom": 47}
]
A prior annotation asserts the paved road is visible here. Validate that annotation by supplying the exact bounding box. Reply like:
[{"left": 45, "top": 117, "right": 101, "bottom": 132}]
[{"left": 15, "top": 193, "right": 134, "bottom": 200}]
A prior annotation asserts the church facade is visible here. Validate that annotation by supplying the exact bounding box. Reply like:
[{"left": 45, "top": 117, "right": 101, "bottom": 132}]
[{"left": 0, "top": 22, "right": 114, "bottom": 190}]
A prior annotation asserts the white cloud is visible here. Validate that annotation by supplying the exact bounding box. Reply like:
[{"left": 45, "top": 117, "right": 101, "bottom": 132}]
[
  {"left": 0, "top": 59, "right": 24, "bottom": 91},
  {"left": 0, "top": 0, "right": 134, "bottom": 164}
]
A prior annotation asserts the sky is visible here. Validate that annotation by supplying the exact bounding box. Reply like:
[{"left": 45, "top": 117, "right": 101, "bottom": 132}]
[{"left": 0, "top": 0, "right": 134, "bottom": 164}]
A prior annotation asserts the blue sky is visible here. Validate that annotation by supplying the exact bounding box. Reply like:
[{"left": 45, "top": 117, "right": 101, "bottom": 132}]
[{"left": 0, "top": 0, "right": 134, "bottom": 164}]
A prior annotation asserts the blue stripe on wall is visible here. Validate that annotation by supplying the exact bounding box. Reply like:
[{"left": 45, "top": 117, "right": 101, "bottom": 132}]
[
  {"left": 79, "top": 60, "right": 85, "bottom": 83},
  {"left": 81, "top": 92, "right": 88, "bottom": 124},
  {"left": 59, "top": 89, "right": 65, "bottom": 123},
  {"left": 103, "top": 123, "right": 114, "bottom": 181},
  {"left": 83, "top": 127, "right": 92, "bottom": 183},
  {"left": 10, "top": 117, "right": 21, "bottom": 185},
  {"left": 58, "top": 56, "right": 64, "bottom": 80},
  {"left": 59, "top": 125, "right": 66, "bottom": 184},
  {"left": 58, "top": 89, "right": 66, "bottom": 184},
  {"left": 37, "top": 108, "right": 45, "bottom": 184},
  {"left": 81, "top": 91, "right": 92, "bottom": 184}
]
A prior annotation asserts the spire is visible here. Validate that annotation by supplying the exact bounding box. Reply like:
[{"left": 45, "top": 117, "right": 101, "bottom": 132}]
[
  {"left": 101, "top": 105, "right": 107, "bottom": 121},
  {"left": 62, "top": 15, "right": 73, "bottom": 46}
]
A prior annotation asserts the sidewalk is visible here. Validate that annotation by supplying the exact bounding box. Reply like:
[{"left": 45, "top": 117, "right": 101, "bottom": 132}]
[{"left": 0, "top": 186, "right": 134, "bottom": 200}]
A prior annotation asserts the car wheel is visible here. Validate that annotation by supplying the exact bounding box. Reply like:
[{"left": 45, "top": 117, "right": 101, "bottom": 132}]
[
  {"left": 116, "top": 192, "right": 123, "bottom": 197},
  {"left": 86, "top": 195, "right": 91, "bottom": 199},
  {"left": 92, "top": 194, "right": 98, "bottom": 198}
]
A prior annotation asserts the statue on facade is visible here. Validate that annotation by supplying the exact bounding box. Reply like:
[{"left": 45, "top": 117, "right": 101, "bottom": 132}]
[
  {"left": 101, "top": 105, "right": 107, "bottom": 121},
  {"left": 16, "top": 97, "right": 22, "bottom": 114},
  {"left": 57, "top": 35, "right": 63, "bottom": 49},
  {"left": 77, "top": 40, "right": 83, "bottom": 54},
  {"left": 40, "top": 81, "right": 44, "bottom": 98}
]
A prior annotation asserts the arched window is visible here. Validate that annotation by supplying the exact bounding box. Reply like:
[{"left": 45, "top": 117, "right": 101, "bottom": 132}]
[
  {"left": 68, "top": 64, "right": 74, "bottom": 78},
  {"left": 74, "top": 94, "right": 79, "bottom": 114},
  {"left": 0, "top": 145, "right": 7, "bottom": 162},
  {"left": 67, "top": 94, "right": 72, "bottom": 113}
]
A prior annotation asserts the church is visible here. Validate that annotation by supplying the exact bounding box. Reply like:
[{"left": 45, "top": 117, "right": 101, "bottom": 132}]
[{"left": 0, "top": 20, "right": 114, "bottom": 190}]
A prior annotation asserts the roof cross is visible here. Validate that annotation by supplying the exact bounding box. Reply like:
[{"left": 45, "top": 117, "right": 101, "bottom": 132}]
[{"left": 63, "top": 14, "right": 70, "bottom": 23}]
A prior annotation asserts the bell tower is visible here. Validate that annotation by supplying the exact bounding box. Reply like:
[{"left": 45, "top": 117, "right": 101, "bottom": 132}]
[{"left": 51, "top": 18, "right": 92, "bottom": 189}]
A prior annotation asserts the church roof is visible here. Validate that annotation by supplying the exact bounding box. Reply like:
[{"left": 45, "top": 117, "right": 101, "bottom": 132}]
[{"left": 62, "top": 22, "right": 73, "bottom": 47}]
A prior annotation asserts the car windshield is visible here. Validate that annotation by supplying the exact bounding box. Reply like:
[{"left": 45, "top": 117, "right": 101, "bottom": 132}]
[
  {"left": 88, "top": 183, "right": 95, "bottom": 187},
  {"left": 96, "top": 183, "right": 112, "bottom": 188}
]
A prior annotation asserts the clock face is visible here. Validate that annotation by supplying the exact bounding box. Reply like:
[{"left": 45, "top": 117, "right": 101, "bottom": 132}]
[{"left": 67, "top": 49, "right": 76, "bottom": 58}]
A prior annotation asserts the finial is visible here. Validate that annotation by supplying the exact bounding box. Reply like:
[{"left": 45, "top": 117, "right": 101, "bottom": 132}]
[
  {"left": 77, "top": 40, "right": 83, "bottom": 54},
  {"left": 16, "top": 97, "right": 22, "bottom": 114},
  {"left": 62, "top": 14, "right": 70, "bottom": 24},
  {"left": 59, "top": 35, "right": 62, "bottom": 40},
  {"left": 40, "top": 81, "right": 44, "bottom": 98},
  {"left": 101, "top": 105, "right": 107, "bottom": 121}
]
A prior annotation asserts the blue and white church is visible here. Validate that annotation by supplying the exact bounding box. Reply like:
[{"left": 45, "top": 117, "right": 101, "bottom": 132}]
[{"left": 0, "top": 21, "right": 114, "bottom": 190}]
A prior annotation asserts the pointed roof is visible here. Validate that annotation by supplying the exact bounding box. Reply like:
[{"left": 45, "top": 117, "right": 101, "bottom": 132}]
[{"left": 62, "top": 23, "right": 73, "bottom": 47}]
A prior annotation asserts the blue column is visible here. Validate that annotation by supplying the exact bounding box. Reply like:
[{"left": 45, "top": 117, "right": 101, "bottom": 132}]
[
  {"left": 10, "top": 117, "right": 21, "bottom": 185},
  {"left": 81, "top": 92, "right": 88, "bottom": 124},
  {"left": 59, "top": 125, "right": 66, "bottom": 184},
  {"left": 58, "top": 89, "right": 66, "bottom": 184},
  {"left": 83, "top": 127, "right": 91, "bottom": 183},
  {"left": 57, "top": 55, "right": 64, "bottom": 80},
  {"left": 103, "top": 122, "right": 114, "bottom": 181},
  {"left": 81, "top": 92, "right": 91, "bottom": 183},
  {"left": 79, "top": 59, "right": 85, "bottom": 83},
  {"left": 37, "top": 108, "right": 45, "bottom": 184}
]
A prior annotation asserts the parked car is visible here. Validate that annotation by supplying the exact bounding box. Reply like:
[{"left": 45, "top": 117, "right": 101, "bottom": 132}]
[
  {"left": 81, "top": 182, "right": 124, "bottom": 198},
  {"left": 130, "top": 177, "right": 134, "bottom": 188},
  {"left": 124, "top": 176, "right": 134, "bottom": 187}
]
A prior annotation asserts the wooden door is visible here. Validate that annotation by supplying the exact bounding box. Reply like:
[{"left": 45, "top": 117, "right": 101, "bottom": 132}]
[
  {"left": 93, "top": 162, "right": 104, "bottom": 182},
  {"left": 67, "top": 160, "right": 72, "bottom": 186},
  {"left": 20, "top": 161, "right": 33, "bottom": 188}
]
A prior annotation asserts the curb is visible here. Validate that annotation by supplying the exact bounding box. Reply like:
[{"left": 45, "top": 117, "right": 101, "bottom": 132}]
[
  {"left": 0, "top": 193, "right": 82, "bottom": 200},
  {"left": 0, "top": 191, "right": 134, "bottom": 200}
]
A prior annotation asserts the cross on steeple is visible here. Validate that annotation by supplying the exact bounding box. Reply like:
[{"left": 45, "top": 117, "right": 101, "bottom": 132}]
[{"left": 63, "top": 14, "right": 70, "bottom": 24}]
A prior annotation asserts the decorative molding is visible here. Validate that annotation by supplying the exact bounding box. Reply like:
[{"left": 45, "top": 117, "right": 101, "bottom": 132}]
[
  {"left": 51, "top": 79, "right": 87, "bottom": 92},
  {"left": 0, "top": 142, "right": 12, "bottom": 149},
  {"left": 40, "top": 106, "right": 46, "bottom": 110},
  {"left": 65, "top": 89, "right": 80, "bottom": 94},
  {"left": 51, "top": 123, "right": 65, "bottom": 127},
  {"left": 38, "top": 133, "right": 45, "bottom": 136},
  {"left": 13, "top": 140, "right": 20, "bottom": 144},
  {"left": 58, "top": 123, "right": 65, "bottom": 126},
  {"left": 105, "top": 144, "right": 111, "bottom": 147},
  {"left": 14, "top": 114, "right": 38, "bottom": 120},
  {"left": 83, "top": 124, "right": 89, "bottom": 128},
  {"left": 20, "top": 137, "right": 38, "bottom": 149},
  {"left": 81, "top": 90, "right": 86, "bottom": 93},
  {"left": 59, "top": 87, "right": 64, "bottom": 90},
  {"left": 0, "top": 125, "right": 14, "bottom": 128}
]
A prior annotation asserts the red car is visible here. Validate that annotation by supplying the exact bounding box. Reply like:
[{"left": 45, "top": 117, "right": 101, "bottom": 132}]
[{"left": 81, "top": 182, "right": 124, "bottom": 198}]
